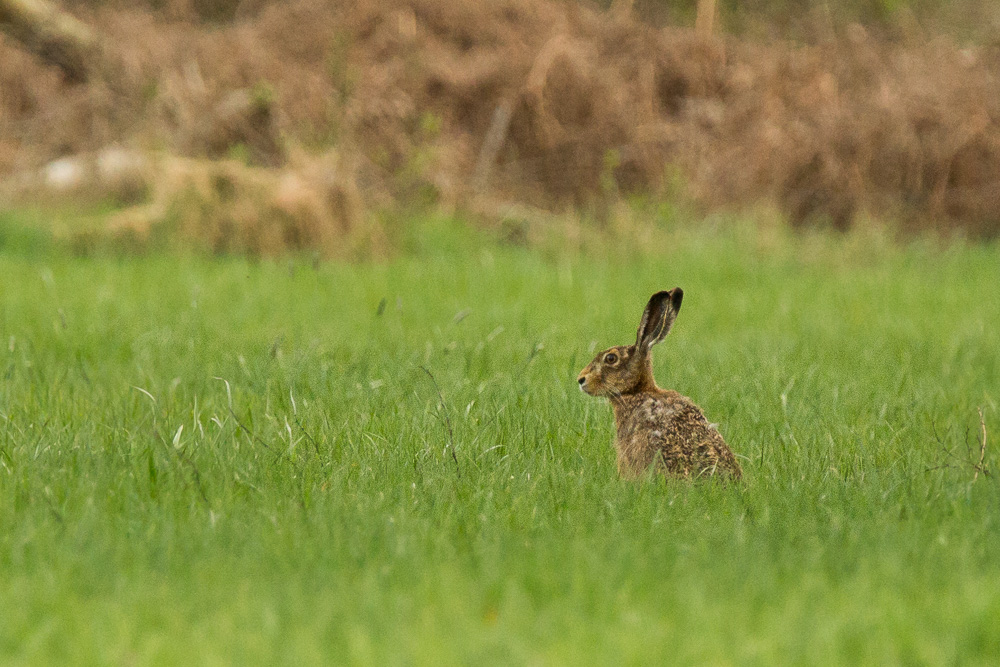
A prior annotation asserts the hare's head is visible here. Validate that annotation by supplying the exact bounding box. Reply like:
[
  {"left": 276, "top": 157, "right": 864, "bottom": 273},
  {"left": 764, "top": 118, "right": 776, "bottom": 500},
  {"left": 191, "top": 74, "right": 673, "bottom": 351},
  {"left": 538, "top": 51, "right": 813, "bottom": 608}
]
[{"left": 577, "top": 288, "right": 683, "bottom": 398}]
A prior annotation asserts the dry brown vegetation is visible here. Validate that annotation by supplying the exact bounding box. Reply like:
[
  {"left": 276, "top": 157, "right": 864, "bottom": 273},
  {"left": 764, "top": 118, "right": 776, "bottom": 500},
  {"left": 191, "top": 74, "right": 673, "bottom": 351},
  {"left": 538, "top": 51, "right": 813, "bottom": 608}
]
[{"left": 2, "top": 0, "right": 1000, "bottom": 254}]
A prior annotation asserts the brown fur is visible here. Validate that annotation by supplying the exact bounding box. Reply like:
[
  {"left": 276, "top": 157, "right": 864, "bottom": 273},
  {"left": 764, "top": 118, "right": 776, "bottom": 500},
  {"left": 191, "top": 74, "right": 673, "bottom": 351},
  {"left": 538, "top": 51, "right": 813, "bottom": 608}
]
[{"left": 578, "top": 288, "right": 742, "bottom": 480}]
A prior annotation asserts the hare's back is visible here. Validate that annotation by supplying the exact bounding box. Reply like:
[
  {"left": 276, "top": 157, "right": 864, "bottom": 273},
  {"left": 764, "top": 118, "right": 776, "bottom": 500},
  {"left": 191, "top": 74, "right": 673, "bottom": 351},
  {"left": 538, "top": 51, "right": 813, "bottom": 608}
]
[{"left": 617, "top": 390, "right": 740, "bottom": 478}]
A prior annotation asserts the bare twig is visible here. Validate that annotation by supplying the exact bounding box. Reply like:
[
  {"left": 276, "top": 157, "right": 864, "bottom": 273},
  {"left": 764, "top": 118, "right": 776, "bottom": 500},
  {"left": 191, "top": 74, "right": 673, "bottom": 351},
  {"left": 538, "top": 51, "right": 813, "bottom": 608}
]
[
  {"left": 420, "top": 366, "right": 461, "bottom": 478},
  {"left": 227, "top": 406, "right": 274, "bottom": 453},
  {"left": 42, "top": 490, "right": 64, "bottom": 524},
  {"left": 928, "top": 415, "right": 959, "bottom": 468},
  {"left": 963, "top": 424, "right": 974, "bottom": 465},
  {"left": 294, "top": 414, "right": 322, "bottom": 457},
  {"left": 974, "top": 408, "right": 988, "bottom": 482},
  {"left": 227, "top": 406, "right": 296, "bottom": 467},
  {"left": 926, "top": 409, "right": 991, "bottom": 481}
]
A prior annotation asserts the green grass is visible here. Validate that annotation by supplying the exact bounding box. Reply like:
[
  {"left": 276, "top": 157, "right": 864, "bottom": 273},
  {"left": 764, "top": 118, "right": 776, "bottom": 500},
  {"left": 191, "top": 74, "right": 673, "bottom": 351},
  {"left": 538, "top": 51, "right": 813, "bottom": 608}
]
[{"left": 1, "top": 214, "right": 999, "bottom": 664}]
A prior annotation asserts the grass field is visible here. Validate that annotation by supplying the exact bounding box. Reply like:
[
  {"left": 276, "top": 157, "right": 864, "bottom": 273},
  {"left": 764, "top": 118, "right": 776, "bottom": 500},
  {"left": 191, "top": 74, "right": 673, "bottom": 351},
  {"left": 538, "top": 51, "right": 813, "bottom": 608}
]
[{"left": 1, "top": 213, "right": 999, "bottom": 664}]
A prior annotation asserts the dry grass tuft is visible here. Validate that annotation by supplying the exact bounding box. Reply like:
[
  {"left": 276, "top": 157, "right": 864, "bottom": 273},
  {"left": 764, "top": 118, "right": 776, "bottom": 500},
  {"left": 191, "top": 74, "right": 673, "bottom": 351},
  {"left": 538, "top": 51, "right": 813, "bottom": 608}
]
[{"left": 99, "top": 151, "right": 372, "bottom": 257}]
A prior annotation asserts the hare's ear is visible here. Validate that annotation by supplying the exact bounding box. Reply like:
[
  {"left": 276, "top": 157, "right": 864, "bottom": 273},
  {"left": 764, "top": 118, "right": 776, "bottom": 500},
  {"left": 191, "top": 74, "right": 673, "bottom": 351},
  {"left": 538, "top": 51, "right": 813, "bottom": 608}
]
[{"left": 635, "top": 288, "right": 683, "bottom": 352}]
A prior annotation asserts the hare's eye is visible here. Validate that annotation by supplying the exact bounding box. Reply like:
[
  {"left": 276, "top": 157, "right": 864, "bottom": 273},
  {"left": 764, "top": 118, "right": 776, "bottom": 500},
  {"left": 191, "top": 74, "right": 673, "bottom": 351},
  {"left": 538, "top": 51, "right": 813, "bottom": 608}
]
[{"left": 603, "top": 352, "right": 619, "bottom": 365}]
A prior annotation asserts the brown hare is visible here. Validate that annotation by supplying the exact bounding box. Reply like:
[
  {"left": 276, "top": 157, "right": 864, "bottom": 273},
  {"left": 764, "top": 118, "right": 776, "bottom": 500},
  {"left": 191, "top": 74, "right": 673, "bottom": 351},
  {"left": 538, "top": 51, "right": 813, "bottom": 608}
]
[{"left": 577, "top": 288, "right": 742, "bottom": 480}]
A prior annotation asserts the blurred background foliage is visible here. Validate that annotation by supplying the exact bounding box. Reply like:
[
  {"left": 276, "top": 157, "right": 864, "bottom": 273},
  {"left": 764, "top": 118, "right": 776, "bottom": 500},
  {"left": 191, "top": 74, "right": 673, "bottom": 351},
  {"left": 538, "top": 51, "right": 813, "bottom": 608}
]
[
  {"left": 55, "top": 0, "right": 1000, "bottom": 41},
  {"left": 630, "top": 0, "right": 997, "bottom": 41},
  {"left": 3, "top": 0, "right": 1000, "bottom": 255}
]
